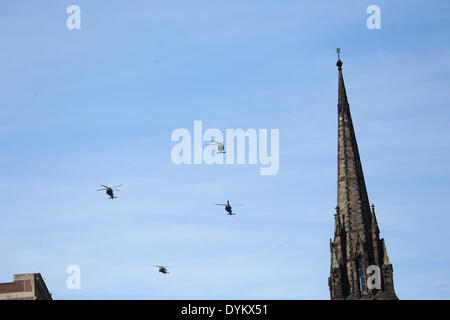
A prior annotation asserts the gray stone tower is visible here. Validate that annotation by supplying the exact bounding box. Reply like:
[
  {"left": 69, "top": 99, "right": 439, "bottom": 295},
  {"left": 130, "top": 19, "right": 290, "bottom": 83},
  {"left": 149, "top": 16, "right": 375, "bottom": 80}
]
[{"left": 328, "top": 51, "right": 398, "bottom": 300}]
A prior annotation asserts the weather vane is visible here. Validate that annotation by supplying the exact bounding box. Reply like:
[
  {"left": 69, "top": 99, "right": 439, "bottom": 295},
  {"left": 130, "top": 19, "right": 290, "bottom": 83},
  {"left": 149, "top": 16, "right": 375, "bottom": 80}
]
[{"left": 336, "top": 47, "right": 341, "bottom": 59}]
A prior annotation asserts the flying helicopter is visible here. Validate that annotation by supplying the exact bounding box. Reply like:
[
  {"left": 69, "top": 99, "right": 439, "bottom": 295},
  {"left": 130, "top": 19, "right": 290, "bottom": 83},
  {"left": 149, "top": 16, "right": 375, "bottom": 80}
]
[
  {"left": 215, "top": 200, "right": 244, "bottom": 216},
  {"left": 206, "top": 139, "right": 226, "bottom": 154},
  {"left": 153, "top": 265, "right": 171, "bottom": 275},
  {"left": 96, "top": 184, "right": 123, "bottom": 199}
]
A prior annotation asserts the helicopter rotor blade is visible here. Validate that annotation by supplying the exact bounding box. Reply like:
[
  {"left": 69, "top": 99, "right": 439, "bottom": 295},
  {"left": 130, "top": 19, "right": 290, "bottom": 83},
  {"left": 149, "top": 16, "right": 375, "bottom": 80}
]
[
  {"left": 206, "top": 140, "right": 232, "bottom": 146},
  {"left": 227, "top": 202, "right": 244, "bottom": 206},
  {"left": 153, "top": 265, "right": 171, "bottom": 268},
  {"left": 97, "top": 189, "right": 107, "bottom": 191},
  {"left": 112, "top": 184, "right": 123, "bottom": 188},
  {"left": 214, "top": 204, "right": 226, "bottom": 206}
]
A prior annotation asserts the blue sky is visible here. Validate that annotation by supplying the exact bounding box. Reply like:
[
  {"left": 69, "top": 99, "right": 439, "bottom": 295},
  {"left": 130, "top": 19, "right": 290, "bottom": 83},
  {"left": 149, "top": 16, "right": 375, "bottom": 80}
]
[{"left": 1, "top": 0, "right": 450, "bottom": 299}]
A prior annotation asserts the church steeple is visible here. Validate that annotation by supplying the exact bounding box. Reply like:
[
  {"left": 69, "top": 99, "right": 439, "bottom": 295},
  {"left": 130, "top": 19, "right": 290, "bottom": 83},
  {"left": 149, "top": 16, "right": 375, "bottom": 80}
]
[
  {"left": 328, "top": 50, "right": 398, "bottom": 300},
  {"left": 336, "top": 50, "right": 372, "bottom": 247}
]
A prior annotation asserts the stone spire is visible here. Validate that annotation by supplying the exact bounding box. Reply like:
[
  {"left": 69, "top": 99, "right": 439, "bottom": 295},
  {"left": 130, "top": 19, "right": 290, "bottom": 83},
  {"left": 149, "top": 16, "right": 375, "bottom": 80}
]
[
  {"left": 329, "top": 50, "right": 398, "bottom": 300},
  {"left": 336, "top": 49, "right": 372, "bottom": 257}
]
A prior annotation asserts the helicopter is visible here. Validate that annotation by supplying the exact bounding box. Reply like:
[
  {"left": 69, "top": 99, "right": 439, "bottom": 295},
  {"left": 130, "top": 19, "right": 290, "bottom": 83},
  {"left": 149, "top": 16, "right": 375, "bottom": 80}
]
[
  {"left": 215, "top": 200, "right": 243, "bottom": 216},
  {"left": 96, "top": 184, "right": 123, "bottom": 199},
  {"left": 206, "top": 139, "right": 226, "bottom": 154},
  {"left": 153, "top": 265, "right": 170, "bottom": 274}
]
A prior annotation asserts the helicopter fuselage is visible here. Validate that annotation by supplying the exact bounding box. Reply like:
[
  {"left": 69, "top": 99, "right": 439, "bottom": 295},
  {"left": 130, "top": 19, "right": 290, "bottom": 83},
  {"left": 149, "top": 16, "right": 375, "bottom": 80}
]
[{"left": 159, "top": 268, "right": 168, "bottom": 274}]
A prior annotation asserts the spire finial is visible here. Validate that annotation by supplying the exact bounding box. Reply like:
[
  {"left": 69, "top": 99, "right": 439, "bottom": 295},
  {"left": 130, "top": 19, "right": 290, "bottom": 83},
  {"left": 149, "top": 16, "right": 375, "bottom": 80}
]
[{"left": 336, "top": 48, "right": 343, "bottom": 70}]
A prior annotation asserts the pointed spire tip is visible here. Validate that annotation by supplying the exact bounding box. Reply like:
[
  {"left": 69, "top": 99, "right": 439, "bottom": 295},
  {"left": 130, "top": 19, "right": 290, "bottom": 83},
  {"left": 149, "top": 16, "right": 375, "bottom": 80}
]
[{"left": 336, "top": 48, "right": 343, "bottom": 70}]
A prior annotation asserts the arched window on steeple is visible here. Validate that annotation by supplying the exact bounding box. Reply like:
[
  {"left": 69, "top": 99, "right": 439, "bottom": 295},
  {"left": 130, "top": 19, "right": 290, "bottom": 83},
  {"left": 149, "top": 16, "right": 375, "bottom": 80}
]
[{"left": 357, "top": 257, "right": 367, "bottom": 293}]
